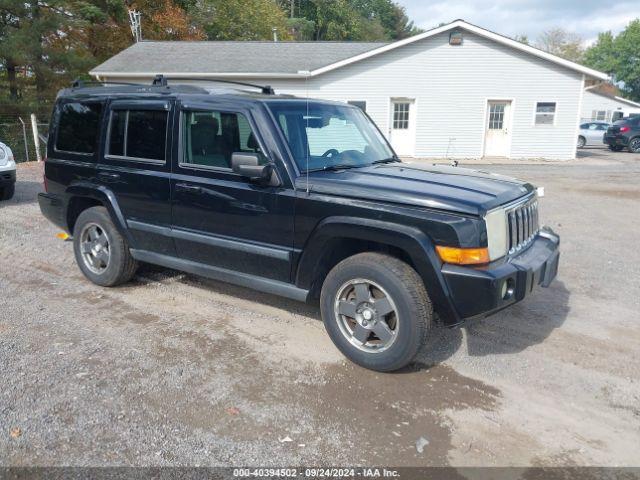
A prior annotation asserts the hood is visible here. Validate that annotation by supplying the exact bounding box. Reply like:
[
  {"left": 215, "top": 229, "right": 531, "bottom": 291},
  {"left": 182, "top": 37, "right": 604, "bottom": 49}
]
[{"left": 296, "top": 163, "right": 534, "bottom": 216}]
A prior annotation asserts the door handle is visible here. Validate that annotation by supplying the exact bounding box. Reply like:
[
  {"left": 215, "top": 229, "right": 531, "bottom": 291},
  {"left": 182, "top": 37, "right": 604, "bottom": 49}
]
[
  {"left": 98, "top": 171, "right": 120, "bottom": 180},
  {"left": 175, "top": 183, "right": 203, "bottom": 194}
]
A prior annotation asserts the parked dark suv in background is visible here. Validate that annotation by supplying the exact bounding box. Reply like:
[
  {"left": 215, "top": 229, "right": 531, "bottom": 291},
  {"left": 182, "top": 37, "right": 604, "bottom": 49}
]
[
  {"left": 38, "top": 77, "right": 560, "bottom": 372},
  {"left": 604, "top": 116, "right": 640, "bottom": 153}
]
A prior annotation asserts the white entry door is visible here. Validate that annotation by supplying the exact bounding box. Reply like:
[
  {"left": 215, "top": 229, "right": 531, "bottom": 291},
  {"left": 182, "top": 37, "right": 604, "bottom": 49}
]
[
  {"left": 484, "top": 100, "right": 512, "bottom": 157},
  {"left": 389, "top": 99, "right": 416, "bottom": 156}
]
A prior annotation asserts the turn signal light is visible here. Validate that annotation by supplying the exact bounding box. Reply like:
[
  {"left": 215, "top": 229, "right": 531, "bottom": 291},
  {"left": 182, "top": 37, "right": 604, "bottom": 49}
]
[{"left": 436, "top": 246, "right": 490, "bottom": 265}]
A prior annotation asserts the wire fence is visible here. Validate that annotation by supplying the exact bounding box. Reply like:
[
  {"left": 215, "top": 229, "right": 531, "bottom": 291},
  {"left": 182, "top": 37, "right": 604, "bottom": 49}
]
[{"left": 0, "top": 115, "right": 49, "bottom": 163}]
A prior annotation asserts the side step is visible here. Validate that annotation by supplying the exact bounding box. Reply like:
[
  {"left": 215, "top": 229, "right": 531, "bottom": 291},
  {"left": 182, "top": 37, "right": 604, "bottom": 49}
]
[{"left": 130, "top": 249, "right": 309, "bottom": 302}]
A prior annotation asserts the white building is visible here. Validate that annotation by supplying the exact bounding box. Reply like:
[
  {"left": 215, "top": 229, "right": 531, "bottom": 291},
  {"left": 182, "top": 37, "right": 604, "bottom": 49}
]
[
  {"left": 581, "top": 90, "right": 640, "bottom": 123},
  {"left": 91, "top": 20, "right": 609, "bottom": 160}
]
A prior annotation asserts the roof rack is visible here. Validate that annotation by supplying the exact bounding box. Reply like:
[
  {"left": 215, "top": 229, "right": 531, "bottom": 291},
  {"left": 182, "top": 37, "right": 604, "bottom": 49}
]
[
  {"left": 71, "top": 78, "right": 140, "bottom": 88},
  {"left": 152, "top": 74, "right": 275, "bottom": 95}
]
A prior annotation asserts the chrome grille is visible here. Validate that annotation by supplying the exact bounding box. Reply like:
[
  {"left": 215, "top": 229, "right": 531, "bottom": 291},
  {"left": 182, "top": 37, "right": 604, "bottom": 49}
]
[{"left": 507, "top": 197, "right": 539, "bottom": 253}]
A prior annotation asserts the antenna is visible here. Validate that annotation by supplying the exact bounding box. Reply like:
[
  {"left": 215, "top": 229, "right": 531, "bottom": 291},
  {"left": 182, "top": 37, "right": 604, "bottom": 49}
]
[
  {"left": 299, "top": 70, "right": 311, "bottom": 194},
  {"left": 128, "top": 10, "right": 142, "bottom": 42}
]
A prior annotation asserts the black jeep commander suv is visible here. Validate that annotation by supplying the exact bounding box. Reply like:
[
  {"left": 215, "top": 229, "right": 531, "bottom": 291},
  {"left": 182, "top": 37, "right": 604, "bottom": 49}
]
[{"left": 39, "top": 77, "right": 560, "bottom": 371}]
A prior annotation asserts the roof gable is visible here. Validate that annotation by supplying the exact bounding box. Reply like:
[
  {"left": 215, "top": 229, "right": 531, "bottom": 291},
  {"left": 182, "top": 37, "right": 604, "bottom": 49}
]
[{"left": 308, "top": 20, "right": 609, "bottom": 80}]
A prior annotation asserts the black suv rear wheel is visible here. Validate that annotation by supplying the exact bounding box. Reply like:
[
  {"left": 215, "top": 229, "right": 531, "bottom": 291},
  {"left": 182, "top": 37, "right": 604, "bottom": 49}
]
[
  {"left": 320, "top": 252, "right": 432, "bottom": 371},
  {"left": 629, "top": 137, "right": 640, "bottom": 153},
  {"left": 72, "top": 206, "right": 138, "bottom": 287}
]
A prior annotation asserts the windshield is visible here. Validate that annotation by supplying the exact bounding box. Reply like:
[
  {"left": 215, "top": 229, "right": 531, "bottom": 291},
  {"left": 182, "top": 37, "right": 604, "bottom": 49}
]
[{"left": 267, "top": 101, "right": 396, "bottom": 172}]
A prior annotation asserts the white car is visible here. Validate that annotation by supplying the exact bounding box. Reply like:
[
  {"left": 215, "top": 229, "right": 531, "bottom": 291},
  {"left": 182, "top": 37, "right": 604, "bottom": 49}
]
[
  {"left": 0, "top": 141, "right": 16, "bottom": 201},
  {"left": 577, "top": 122, "right": 609, "bottom": 148}
]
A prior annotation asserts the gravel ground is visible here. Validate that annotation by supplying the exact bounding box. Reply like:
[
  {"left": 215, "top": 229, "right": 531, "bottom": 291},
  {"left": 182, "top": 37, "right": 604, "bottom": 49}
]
[{"left": 0, "top": 147, "right": 639, "bottom": 467}]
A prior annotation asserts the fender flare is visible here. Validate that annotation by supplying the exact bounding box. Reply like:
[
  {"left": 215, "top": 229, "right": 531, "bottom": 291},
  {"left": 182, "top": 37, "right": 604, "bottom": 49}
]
[
  {"left": 65, "top": 182, "right": 135, "bottom": 245},
  {"left": 295, "top": 216, "right": 460, "bottom": 324}
]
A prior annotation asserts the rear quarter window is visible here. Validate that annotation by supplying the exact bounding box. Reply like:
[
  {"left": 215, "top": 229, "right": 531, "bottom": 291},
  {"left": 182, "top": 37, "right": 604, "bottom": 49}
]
[{"left": 55, "top": 102, "right": 103, "bottom": 155}]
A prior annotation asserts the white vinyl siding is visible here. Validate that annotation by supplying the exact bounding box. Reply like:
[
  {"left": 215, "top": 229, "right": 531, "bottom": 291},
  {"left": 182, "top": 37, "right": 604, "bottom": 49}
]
[
  {"left": 264, "top": 31, "right": 583, "bottom": 160},
  {"left": 109, "top": 29, "right": 589, "bottom": 160}
]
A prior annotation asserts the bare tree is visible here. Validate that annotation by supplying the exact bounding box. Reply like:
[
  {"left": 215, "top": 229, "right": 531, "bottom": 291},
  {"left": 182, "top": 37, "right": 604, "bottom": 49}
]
[{"left": 536, "top": 27, "right": 585, "bottom": 62}]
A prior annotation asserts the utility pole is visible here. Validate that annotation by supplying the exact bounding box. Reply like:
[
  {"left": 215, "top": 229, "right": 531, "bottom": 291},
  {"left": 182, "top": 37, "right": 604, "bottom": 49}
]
[
  {"left": 30, "top": 114, "right": 42, "bottom": 163},
  {"left": 290, "top": 0, "right": 294, "bottom": 18},
  {"left": 128, "top": 10, "right": 142, "bottom": 42}
]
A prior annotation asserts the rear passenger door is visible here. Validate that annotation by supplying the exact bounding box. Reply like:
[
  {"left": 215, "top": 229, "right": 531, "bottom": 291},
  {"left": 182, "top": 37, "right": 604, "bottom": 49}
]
[
  {"left": 98, "top": 100, "right": 175, "bottom": 255},
  {"left": 170, "top": 103, "right": 295, "bottom": 283}
]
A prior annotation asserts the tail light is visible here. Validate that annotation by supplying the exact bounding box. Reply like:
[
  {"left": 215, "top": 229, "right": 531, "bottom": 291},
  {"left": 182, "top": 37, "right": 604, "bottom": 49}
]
[{"left": 620, "top": 126, "right": 630, "bottom": 133}]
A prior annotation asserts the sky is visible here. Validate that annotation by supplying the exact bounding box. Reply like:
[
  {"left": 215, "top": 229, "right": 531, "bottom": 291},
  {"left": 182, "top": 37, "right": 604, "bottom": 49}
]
[{"left": 399, "top": 0, "right": 638, "bottom": 45}]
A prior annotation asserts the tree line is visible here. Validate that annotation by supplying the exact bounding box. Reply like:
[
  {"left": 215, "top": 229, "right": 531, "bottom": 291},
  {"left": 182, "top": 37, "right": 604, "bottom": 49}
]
[
  {"left": 517, "top": 21, "right": 640, "bottom": 102},
  {"left": 1, "top": 1, "right": 638, "bottom": 118},
  {"left": 0, "top": 0, "right": 421, "bottom": 114}
]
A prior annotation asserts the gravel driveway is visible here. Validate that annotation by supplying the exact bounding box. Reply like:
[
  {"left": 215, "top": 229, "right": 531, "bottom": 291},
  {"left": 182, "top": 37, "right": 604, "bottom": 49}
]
[{"left": 1, "top": 148, "right": 639, "bottom": 467}]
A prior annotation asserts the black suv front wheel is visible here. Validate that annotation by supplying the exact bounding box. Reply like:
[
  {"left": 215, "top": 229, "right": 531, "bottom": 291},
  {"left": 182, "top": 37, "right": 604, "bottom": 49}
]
[
  {"left": 320, "top": 252, "right": 432, "bottom": 371},
  {"left": 73, "top": 206, "right": 138, "bottom": 287}
]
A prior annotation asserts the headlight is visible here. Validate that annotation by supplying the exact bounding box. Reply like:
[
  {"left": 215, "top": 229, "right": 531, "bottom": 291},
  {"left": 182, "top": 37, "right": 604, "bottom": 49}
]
[
  {"left": 0, "top": 146, "right": 6, "bottom": 165},
  {"left": 484, "top": 208, "right": 508, "bottom": 261}
]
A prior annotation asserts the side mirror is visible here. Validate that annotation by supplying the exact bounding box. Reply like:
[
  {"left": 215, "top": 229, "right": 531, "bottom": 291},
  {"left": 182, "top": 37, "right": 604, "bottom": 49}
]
[{"left": 231, "top": 152, "right": 279, "bottom": 186}]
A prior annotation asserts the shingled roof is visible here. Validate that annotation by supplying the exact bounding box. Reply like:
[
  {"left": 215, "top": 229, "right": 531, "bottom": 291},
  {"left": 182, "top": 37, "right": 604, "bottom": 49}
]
[
  {"left": 90, "top": 20, "right": 608, "bottom": 81},
  {"left": 90, "top": 41, "right": 388, "bottom": 77}
]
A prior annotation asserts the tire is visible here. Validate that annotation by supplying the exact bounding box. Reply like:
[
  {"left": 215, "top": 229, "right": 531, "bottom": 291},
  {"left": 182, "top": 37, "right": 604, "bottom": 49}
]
[
  {"left": 72, "top": 206, "right": 138, "bottom": 287},
  {"left": 628, "top": 137, "right": 640, "bottom": 153},
  {"left": 320, "top": 252, "right": 432, "bottom": 372},
  {"left": 577, "top": 136, "right": 586, "bottom": 148},
  {"left": 609, "top": 145, "right": 624, "bottom": 152},
  {"left": 0, "top": 183, "right": 14, "bottom": 201}
]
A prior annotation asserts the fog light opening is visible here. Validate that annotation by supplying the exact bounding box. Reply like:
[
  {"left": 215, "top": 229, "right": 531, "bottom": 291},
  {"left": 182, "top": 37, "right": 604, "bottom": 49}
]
[{"left": 502, "top": 278, "right": 515, "bottom": 300}]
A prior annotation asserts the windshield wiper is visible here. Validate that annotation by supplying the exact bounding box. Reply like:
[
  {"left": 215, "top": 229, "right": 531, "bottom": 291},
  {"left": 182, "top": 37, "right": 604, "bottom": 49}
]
[
  {"left": 306, "top": 164, "right": 361, "bottom": 172},
  {"left": 370, "top": 156, "right": 401, "bottom": 165}
]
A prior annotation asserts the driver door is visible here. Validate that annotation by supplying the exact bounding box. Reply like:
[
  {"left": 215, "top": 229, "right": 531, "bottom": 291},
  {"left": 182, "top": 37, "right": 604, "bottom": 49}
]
[{"left": 170, "top": 104, "right": 295, "bottom": 282}]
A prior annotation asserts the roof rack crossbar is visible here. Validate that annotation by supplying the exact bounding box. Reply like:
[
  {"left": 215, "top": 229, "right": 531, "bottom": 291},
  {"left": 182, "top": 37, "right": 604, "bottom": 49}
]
[{"left": 152, "top": 75, "right": 275, "bottom": 95}]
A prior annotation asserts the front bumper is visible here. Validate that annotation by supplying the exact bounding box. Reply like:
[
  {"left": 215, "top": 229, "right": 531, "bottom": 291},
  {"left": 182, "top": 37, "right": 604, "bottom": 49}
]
[
  {"left": 0, "top": 168, "right": 16, "bottom": 187},
  {"left": 441, "top": 227, "right": 560, "bottom": 320}
]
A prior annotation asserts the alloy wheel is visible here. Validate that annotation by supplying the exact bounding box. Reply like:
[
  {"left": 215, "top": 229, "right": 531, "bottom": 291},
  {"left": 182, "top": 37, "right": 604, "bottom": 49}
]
[
  {"left": 334, "top": 278, "right": 399, "bottom": 353},
  {"left": 80, "top": 223, "right": 111, "bottom": 274}
]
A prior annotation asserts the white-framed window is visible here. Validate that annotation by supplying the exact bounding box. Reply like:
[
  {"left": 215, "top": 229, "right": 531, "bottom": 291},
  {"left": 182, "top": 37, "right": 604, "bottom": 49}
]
[
  {"left": 392, "top": 102, "right": 410, "bottom": 129},
  {"left": 591, "top": 110, "right": 607, "bottom": 121},
  {"left": 535, "top": 102, "right": 556, "bottom": 125}
]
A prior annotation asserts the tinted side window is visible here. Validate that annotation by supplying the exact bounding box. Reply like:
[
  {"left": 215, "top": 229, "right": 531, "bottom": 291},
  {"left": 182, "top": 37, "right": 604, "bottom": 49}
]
[
  {"left": 107, "top": 109, "right": 168, "bottom": 161},
  {"left": 182, "top": 110, "right": 266, "bottom": 169},
  {"left": 56, "top": 102, "right": 103, "bottom": 154},
  {"left": 127, "top": 111, "right": 167, "bottom": 160}
]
